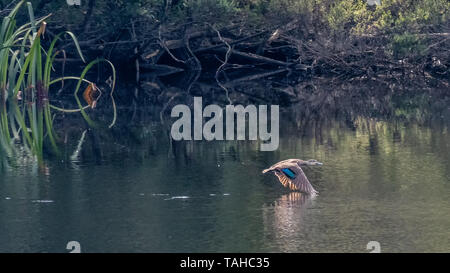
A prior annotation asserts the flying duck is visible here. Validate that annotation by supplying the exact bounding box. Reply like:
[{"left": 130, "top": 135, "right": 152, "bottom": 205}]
[{"left": 262, "top": 159, "right": 322, "bottom": 195}]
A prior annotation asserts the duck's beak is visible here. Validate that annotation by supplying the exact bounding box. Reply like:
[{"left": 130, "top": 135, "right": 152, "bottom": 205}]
[
  {"left": 307, "top": 161, "right": 323, "bottom": 167},
  {"left": 304, "top": 161, "right": 323, "bottom": 168}
]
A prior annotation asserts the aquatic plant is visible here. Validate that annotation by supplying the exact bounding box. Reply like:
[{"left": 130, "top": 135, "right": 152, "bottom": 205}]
[{"left": 0, "top": 1, "right": 116, "bottom": 167}]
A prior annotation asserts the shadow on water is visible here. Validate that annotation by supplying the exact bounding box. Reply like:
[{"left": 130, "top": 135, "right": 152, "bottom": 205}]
[{"left": 0, "top": 77, "right": 449, "bottom": 252}]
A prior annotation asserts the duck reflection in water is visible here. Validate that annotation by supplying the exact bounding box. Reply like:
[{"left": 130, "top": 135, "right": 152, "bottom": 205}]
[{"left": 262, "top": 191, "right": 316, "bottom": 252}]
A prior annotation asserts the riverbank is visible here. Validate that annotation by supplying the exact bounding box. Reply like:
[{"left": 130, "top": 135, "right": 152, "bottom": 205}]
[{"left": 12, "top": 0, "right": 449, "bottom": 91}]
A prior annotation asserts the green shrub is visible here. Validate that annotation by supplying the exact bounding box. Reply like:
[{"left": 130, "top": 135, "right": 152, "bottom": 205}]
[
  {"left": 390, "top": 33, "right": 426, "bottom": 57},
  {"left": 0, "top": 1, "right": 116, "bottom": 166}
]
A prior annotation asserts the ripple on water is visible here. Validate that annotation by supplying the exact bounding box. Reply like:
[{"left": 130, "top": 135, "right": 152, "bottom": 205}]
[
  {"left": 31, "top": 200, "right": 54, "bottom": 203},
  {"left": 164, "top": 196, "right": 190, "bottom": 200}
]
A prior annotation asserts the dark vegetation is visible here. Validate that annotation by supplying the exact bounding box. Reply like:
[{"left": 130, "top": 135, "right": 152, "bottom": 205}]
[
  {"left": 9, "top": 1, "right": 448, "bottom": 82},
  {"left": 3, "top": 1, "right": 449, "bottom": 104}
]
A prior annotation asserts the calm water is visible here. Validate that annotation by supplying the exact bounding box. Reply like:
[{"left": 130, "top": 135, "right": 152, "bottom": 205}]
[{"left": 0, "top": 93, "right": 449, "bottom": 253}]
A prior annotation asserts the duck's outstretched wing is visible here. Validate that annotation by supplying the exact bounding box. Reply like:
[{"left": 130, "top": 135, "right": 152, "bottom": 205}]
[
  {"left": 274, "top": 171, "right": 297, "bottom": 190},
  {"left": 268, "top": 166, "right": 318, "bottom": 195},
  {"left": 288, "top": 166, "right": 318, "bottom": 195},
  {"left": 262, "top": 159, "right": 296, "bottom": 174}
]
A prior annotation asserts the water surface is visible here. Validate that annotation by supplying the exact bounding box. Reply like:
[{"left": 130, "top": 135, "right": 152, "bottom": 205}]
[{"left": 0, "top": 87, "right": 449, "bottom": 253}]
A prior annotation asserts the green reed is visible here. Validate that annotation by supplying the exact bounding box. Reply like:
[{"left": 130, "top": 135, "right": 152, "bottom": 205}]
[{"left": 0, "top": 1, "right": 116, "bottom": 167}]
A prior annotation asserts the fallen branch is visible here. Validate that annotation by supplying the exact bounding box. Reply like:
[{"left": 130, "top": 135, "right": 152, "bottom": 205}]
[
  {"left": 223, "top": 68, "right": 288, "bottom": 86},
  {"left": 213, "top": 47, "right": 291, "bottom": 67},
  {"left": 210, "top": 24, "right": 233, "bottom": 104},
  {"left": 140, "top": 64, "right": 184, "bottom": 76},
  {"left": 194, "top": 30, "right": 269, "bottom": 53}
]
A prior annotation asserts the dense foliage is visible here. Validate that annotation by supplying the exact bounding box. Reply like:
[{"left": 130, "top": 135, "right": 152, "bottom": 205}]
[{"left": 4, "top": 0, "right": 446, "bottom": 58}]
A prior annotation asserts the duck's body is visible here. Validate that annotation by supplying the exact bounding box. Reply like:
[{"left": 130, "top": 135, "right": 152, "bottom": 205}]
[{"left": 262, "top": 159, "right": 322, "bottom": 195}]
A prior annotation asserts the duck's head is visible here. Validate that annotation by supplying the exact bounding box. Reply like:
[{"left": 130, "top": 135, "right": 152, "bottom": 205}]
[{"left": 299, "top": 159, "right": 323, "bottom": 166}]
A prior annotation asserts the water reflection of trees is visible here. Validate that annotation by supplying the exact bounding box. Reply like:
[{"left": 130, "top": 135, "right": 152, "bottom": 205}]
[{"left": 45, "top": 77, "right": 448, "bottom": 175}]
